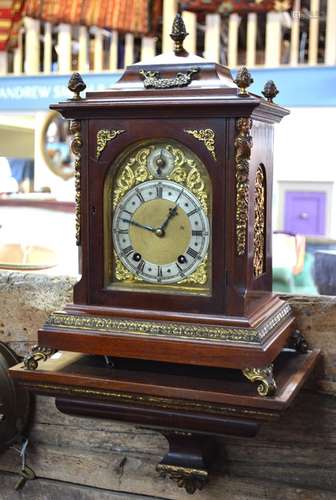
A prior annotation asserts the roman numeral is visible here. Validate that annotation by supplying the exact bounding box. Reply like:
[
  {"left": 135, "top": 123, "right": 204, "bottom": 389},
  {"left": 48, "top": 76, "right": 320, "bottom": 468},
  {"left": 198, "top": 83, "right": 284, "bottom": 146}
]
[
  {"left": 118, "top": 229, "right": 128, "bottom": 234},
  {"left": 121, "top": 246, "right": 133, "bottom": 256},
  {"left": 176, "top": 264, "right": 185, "bottom": 277},
  {"left": 157, "top": 266, "right": 162, "bottom": 281},
  {"left": 122, "top": 208, "right": 132, "bottom": 216},
  {"left": 136, "top": 190, "right": 145, "bottom": 203},
  {"left": 186, "top": 247, "right": 199, "bottom": 259},
  {"left": 192, "top": 230, "right": 203, "bottom": 237},
  {"left": 175, "top": 190, "right": 183, "bottom": 203},
  {"left": 156, "top": 184, "right": 163, "bottom": 198},
  {"left": 137, "top": 260, "right": 145, "bottom": 273},
  {"left": 187, "top": 208, "right": 199, "bottom": 217}
]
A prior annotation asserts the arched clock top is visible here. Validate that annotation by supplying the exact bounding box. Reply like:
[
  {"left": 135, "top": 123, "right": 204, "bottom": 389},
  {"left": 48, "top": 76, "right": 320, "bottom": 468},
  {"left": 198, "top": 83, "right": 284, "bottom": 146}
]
[
  {"left": 105, "top": 138, "right": 211, "bottom": 212},
  {"left": 104, "top": 139, "right": 212, "bottom": 293}
]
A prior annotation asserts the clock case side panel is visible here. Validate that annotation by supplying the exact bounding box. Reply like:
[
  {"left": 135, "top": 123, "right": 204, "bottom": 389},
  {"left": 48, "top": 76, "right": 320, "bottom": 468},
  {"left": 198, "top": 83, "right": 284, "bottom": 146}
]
[
  {"left": 245, "top": 120, "right": 274, "bottom": 316},
  {"left": 225, "top": 117, "right": 278, "bottom": 319},
  {"left": 84, "top": 115, "right": 227, "bottom": 316}
]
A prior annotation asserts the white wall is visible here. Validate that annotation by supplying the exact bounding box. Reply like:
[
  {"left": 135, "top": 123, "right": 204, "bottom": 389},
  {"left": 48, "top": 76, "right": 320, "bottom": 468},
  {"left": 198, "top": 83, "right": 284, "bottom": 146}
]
[
  {"left": 0, "top": 206, "right": 78, "bottom": 275},
  {"left": 273, "top": 107, "right": 336, "bottom": 238}
]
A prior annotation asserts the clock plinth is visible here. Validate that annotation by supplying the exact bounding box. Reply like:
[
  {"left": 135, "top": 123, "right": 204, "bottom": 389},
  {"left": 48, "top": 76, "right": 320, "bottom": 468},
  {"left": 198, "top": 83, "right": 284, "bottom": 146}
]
[
  {"left": 9, "top": 14, "right": 321, "bottom": 494},
  {"left": 35, "top": 296, "right": 295, "bottom": 389}
]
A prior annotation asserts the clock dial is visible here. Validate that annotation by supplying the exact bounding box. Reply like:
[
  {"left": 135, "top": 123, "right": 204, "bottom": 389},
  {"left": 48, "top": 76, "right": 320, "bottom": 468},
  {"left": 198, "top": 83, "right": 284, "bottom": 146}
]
[
  {"left": 148, "top": 147, "right": 174, "bottom": 177},
  {"left": 112, "top": 180, "right": 210, "bottom": 284}
]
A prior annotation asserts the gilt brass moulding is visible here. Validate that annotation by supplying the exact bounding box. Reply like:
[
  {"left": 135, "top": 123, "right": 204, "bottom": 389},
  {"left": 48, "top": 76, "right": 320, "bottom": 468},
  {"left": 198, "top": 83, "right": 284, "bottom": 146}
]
[
  {"left": 45, "top": 302, "right": 291, "bottom": 344},
  {"left": 253, "top": 165, "right": 266, "bottom": 278},
  {"left": 69, "top": 120, "right": 82, "bottom": 245},
  {"left": 235, "top": 117, "right": 253, "bottom": 256}
]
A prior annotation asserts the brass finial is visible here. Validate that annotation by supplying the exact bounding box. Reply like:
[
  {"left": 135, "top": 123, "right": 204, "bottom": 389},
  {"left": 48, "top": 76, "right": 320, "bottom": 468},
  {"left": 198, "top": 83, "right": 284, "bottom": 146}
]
[
  {"left": 170, "top": 13, "right": 189, "bottom": 55},
  {"left": 68, "top": 72, "right": 86, "bottom": 100},
  {"left": 262, "top": 80, "right": 279, "bottom": 103},
  {"left": 234, "top": 66, "right": 254, "bottom": 96}
]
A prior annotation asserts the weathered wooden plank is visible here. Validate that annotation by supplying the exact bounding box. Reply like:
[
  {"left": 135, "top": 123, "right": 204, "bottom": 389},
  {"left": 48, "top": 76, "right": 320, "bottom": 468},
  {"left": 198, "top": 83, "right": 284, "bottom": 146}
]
[
  {"left": 0, "top": 390, "right": 335, "bottom": 496},
  {"left": 287, "top": 296, "right": 336, "bottom": 384},
  {"left": 0, "top": 471, "right": 163, "bottom": 500},
  {"left": 30, "top": 397, "right": 167, "bottom": 456},
  {"left": 1, "top": 456, "right": 335, "bottom": 500}
]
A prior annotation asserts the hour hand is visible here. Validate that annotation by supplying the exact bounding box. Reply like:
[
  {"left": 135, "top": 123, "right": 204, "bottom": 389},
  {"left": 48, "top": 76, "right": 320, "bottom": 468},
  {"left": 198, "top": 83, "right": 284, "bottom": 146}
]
[
  {"left": 121, "top": 218, "right": 156, "bottom": 233},
  {"left": 159, "top": 206, "right": 178, "bottom": 231}
]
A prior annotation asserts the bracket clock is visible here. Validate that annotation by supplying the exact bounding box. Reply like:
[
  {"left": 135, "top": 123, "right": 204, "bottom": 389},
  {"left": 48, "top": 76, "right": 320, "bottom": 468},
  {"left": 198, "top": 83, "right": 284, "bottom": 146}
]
[{"left": 10, "top": 15, "right": 320, "bottom": 495}]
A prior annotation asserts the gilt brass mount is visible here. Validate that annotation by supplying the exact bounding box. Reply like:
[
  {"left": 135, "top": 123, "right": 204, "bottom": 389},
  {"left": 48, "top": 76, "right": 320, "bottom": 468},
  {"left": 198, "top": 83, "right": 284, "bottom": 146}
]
[
  {"left": 235, "top": 117, "right": 253, "bottom": 256},
  {"left": 139, "top": 68, "right": 199, "bottom": 89},
  {"left": 157, "top": 464, "right": 207, "bottom": 495},
  {"left": 170, "top": 12, "right": 189, "bottom": 55},
  {"left": 253, "top": 165, "right": 266, "bottom": 277},
  {"left": 23, "top": 345, "right": 57, "bottom": 371},
  {"left": 68, "top": 72, "right": 86, "bottom": 100},
  {"left": 287, "top": 329, "right": 309, "bottom": 353},
  {"left": 234, "top": 66, "right": 254, "bottom": 96},
  {"left": 69, "top": 120, "right": 82, "bottom": 246},
  {"left": 96, "top": 129, "right": 125, "bottom": 159},
  {"left": 184, "top": 129, "right": 217, "bottom": 161},
  {"left": 242, "top": 365, "right": 276, "bottom": 397},
  {"left": 262, "top": 80, "right": 279, "bottom": 103}
]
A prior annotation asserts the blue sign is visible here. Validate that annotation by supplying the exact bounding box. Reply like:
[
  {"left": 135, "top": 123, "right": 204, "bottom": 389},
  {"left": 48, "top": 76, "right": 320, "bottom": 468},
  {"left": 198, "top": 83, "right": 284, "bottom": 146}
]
[
  {"left": 0, "top": 65, "right": 335, "bottom": 111},
  {"left": 0, "top": 72, "right": 121, "bottom": 111},
  {"left": 239, "top": 65, "right": 336, "bottom": 108}
]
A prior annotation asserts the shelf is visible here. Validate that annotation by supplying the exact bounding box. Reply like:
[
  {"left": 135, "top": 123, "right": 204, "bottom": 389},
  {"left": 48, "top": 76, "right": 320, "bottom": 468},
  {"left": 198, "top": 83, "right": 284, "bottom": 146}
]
[{"left": 10, "top": 349, "right": 321, "bottom": 430}]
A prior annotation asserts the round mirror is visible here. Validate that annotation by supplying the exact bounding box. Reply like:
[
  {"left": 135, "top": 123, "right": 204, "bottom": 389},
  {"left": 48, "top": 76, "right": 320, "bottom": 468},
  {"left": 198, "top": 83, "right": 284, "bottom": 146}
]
[{"left": 41, "top": 111, "right": 74, "bottom": 180}]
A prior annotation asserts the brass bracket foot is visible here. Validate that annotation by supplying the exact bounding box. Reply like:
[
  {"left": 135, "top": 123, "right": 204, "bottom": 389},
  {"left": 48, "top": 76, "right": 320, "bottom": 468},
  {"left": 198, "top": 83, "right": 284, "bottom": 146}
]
[
  {"left": 23, "top": 345, "right": 57, "bottom": 371},
  {"left": 156, "top": 431, "right": 214, "bottom": 494},
  {"left": 157, "top": 464, "right": 207, "bottom": 495},
  {"left": 287, "top": 329, "right": 309, "bottom": 353},
  {"left": 242, "top": 364, "right": 277, "bottom": 397}
]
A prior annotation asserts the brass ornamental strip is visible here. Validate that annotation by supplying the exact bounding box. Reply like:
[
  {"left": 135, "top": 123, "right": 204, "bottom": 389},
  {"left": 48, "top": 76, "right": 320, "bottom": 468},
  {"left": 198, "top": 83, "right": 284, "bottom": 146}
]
[
  {"left": 24, "top": 383, "right": 276, "bottom": 419},
  {"left": 45, "top": 303, "right": 292, "bottom": 344}
]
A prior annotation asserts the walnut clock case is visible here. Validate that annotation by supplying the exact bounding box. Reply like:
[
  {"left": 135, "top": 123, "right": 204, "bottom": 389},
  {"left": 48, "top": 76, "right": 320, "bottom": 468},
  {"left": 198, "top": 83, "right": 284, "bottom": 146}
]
[
  {"left": 39, "top": 42, "right": 293, "bottom": 390},
  {"left": 10, "top": 15, "right": 320, "bottom": 495}
]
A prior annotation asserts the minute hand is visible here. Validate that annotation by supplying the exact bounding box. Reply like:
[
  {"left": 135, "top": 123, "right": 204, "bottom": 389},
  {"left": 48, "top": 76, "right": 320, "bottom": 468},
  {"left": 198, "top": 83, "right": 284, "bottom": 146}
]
[{"left": 121, "top": 218, "right": 156, "bottom": 233}]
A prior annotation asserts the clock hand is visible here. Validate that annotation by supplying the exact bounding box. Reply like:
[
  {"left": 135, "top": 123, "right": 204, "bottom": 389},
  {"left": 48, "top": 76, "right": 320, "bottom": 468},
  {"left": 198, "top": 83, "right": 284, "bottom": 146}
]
[
  {"left": 121, "top": 218, "right": 156, "bottom": 233},
  {"left": 158, "top": 206, "right": 178, "bottom": 232},
  {"left": 156, "top": 149, "right": 166, "bottom": 175}
]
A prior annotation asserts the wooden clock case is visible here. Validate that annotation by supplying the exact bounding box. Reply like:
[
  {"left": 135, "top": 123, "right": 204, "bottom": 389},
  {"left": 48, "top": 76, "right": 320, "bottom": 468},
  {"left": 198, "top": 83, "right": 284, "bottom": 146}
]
[
  {"left": 10, "top": 16, "right": 320, "bottom": 494},
  {"left": 37, "top": 54, "right": 292, "bottom": 374}
]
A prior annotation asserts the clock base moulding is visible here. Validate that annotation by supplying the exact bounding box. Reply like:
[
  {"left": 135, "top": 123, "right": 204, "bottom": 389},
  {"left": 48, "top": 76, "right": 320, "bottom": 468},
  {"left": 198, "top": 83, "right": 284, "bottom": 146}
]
[
  {"left": 9, "top": 348, "right": 321, "bottom": 495},
  {"left": 32, "top": 298, "right": 295, "bottom": 392}
]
